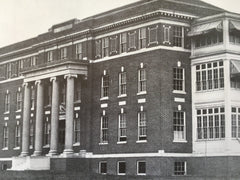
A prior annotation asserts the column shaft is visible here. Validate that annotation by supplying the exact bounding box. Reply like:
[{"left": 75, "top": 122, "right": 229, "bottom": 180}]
[
  {"left": 63, "top": 75, "right": 76, "bottom": 155},
  {"left": 49, "top": 77, "right": 60, "bottom": 156},
  {"left": 33, "top": 80, "right": 44, "bottom": 156},
  {"left": 21, "top": 83, "right": 31, "bottom": 156}
]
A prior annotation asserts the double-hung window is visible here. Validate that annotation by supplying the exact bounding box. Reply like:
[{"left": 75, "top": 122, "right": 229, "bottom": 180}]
[
  {"left": 15, "top": 124, "right": 21, "bottom": 148},
  {"left": 139, "top": 28, "right": 146, "bottom": 49},
  {"left": 118, "top": 112, "right": 127, "bottom": 142},
  {"left": 99, "top": 161, "right": 107, "bottom": 174},
  {"left": 74, "top": 115, "right": 80, "bottom": 144},
  {"left": 138, "top": 111, "right": 147, "bottom": 141},
  {"left": 4, "top": 91, "right": 10, "bottom": 113},
  {"left": 173, "top": 26, "right": 183, "bottom": 47},
  {"left": 174, "top": 162, "right": 187, "bottom": 176},
  {"left": 128, "top": 31, "right": 136, "bottom": 50},
  {"left": 16, "top": 89, "right": 22, "bottom": 111},
  {"left": 110, "top": 36, "right": 117, "bottom": 54},
  {"left": 43, "top": 118, "right": 50, "bottom": 146},
  {"left": 118, "top": 161, "right": 126, "bottom": 175},
  {"left": 47, "top": 51, "right": 53, "bottom": 62},
  {"left": 173, "top": 68, "right": 185, "bottom": 92},
  {"left": 100, "top": 115, "right": 108, "bottom": 144},
  {"left": 3, "top": 126, "right": 8, "bottom": 149},
  {"left": 119, "top": 72, "right": 126, "bottom": 96},
  {"left": 120, "top": 33, "right": 127, "bottom": 53},
  {"left": 102, "top": 37, "right": 109, "bottom": 57},
  {"left": 76, "top": 43, "right": 82, "bottom": 60},
  {"left": 173, "top": 111, "right": 186, "bottom": 141},
  {"left": 6, "top": 63, "right": 11, "bottom": 79},
  {"left": 95, "top": 40, "right": 101, "bottom": 58},
  {"left": 60, "top": 47, "right": 67, "bottom": 60},
  {"left": 101, "top": 75, "right": 109, "bottom": 98},
  {"left": 138, "top": 68, "right": 146, "bottom": 93}
]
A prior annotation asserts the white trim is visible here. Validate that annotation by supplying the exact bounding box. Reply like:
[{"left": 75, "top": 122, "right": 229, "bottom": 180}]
[
  {"left": 174, "top": 98, "right": 185, "bottom": 103},
  {"left": 173, "top": 90, "right": 186, "bottom": 94},
  {"left": 93, "top": 45, "right": 190, "bottom": 63},
  {"left": 136, "top": 140, "right": 147, "bottom": 143},
  {"left": 0, "top": 76, "right": 24, "bottom": 84},
  {"left": 0, "top": 54, "right": 38, "bottom": 65},
  {"left": 137, "top": 91, "right": 147, "bottom": 96},
  {"left": 101, "top": 103, "right": 108, "bottom": 108},
  {"left": 117, "top": 141, "right": 127, "bottom": 144},
  {"left": 118, "top": 101, "right": 126, "bottom": 106},
  {"left": 95, "top": 19, "right": 190, "bottom": 40},
  {"left": 0, "top": 158, "right": 12, "bottom": 161}
]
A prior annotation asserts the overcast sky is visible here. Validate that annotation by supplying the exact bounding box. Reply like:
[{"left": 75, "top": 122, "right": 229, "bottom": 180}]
[{"left": 0, "top": 0, "right": 239, "bottom": 48}]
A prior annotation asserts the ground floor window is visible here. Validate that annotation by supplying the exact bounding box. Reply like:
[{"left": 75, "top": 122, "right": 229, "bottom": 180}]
[
  {"left": 43, "top": 118, "right": 50, "bottom": 146},
  {"left": 99, "top": 161, "right": 107, "bottom": 174},
  {"left": 174, "top": 161, "right": 187, "bottom": 175},
  {"left": 231, "top": 107, "right": 240, "bottom": 138},
  {"left": 137, "top": 161, "right": 146, "bottom": 175},
  {"left": 74, "top": 116, "right": 80, "bottom": 144},
  {"left": 118, "top": 161, "right": 126, "bottom": 175}
]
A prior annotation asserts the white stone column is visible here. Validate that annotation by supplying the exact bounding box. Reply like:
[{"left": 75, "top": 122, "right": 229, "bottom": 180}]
[
  {"left": 63, "top": 74, "right": 77, "bottom": 156},
  {"left": 48, "top": 77, "right": 60, "bottom": 156},
  {"left": 33, "top": 80, "right": 44, "bottom": 156},
  {"left": 21, "top": 83, "right": 31, "bottom": 157}
]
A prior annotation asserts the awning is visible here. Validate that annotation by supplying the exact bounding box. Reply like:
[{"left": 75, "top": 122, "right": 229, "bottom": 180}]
[
  {"left": 230, "top": 20, "right": 240, "bottom": 31},
  {"left": 187, "top": 21, "right": 222, "bottom": 37},
  {"left": 231, "top": 60, "right": 240, "bottom": 78}
]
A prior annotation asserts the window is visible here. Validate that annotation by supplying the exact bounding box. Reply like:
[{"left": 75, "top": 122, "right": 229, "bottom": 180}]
[
  {"left": 110, "top": 36, "right": 117, "bottom": 54},
  {"left": 31, "top": 87, "right": 35, "bottom": 110},
  {"left": 128, "top": 32, "right": 136, "bottom": 50},
  {"left": 173, "top": 26, "right": 183, "bottom": 47},
  {"left": 15, "top": 124, "right": 21, "bottom": 148},
  {"left": 100, "top": 115, "right": 108, "bottom": 143},
  {"left": 30, "top": 56, "right": 37, "bottom": 66},
  {"left": 29, "top": 120, "right": 34, "bottom": 148},
  {"left": 118, "top": 113, "right": 127, "bottom": 142},
  {"left": 118, "top": 161, "right": 126, "bottom": 175},
  {"left": 74, "top": 116, "right": 80, "bottom": 144},
  {"left": 95, "top": 40, "right": 101, "bottom": 58},
  {"left": 16, "top": 89, "right": 22, "bottom": 111},
  {"left": 137, "top": 161, "right": 146, "bottom": 175},
  {"left": 3, "top": 126, "right": 8, "bottom": 149},
  {"left": 43, "top": 118, "right": 50, "bottom": 146},
  {"left": 173, "top": 111, "right": 185, "bottom": 141},
  {"left": 148, "top": 26, "right": 158, "bottom": 45},
  {"left": 139, "top": 28, "right": 146, "bottom": 49},
  {"left": 102, "top": 37, "right": 109, "bottom": 57},
  {"left": 11, "top": 62, "right": 18, "bottom": 78},
  {"left": 138, "top": 68, "right": 146, "bottom": 93},
  {"left": 99, "top": 161, "right": 107, "bottom": 174},
  {"left": 45, "top": 85, "right": 52, "bottom": 106},
  {"left": 163, "top": 25, "right": 170, "bottom": 43},
  {"left": 230, "top": 30, "right": 240, "bottom": 44},
  {"left": 138, "top": 111, "right": 147, "bottom": 141},
  {"left": 74, "top": 80, "right": 81, "bottom": 102},
  {"left": 231, "top": 107, "right": 240, "bottom": 138},
  {"left": 76, "top": 43, "right": 82, "bottom": 59},
  {"left": 60, "top": 47, "right": 67, "bottom": 59},
  {"left": 4, "top": 91, "right": 10, "bottom": 113},
  {"left": 197, "top": 107, "right": 225, "bottom": 140},
  {"left": 47, "top": 51, "right": 53, "bottom": 62},
  {"left": 174, "top": 162, "right": 186, "bottom": 175},
  {"left": 119, "top": 72, "right": 126, "bottom": 96},
  {"left": 120, "top": 33, "right": 127, "bottom": 53},
  {"left": 196, "top": 61, "right": 224, "bottom": 91},
  {"left": 60, "top": 83, "right": 66, "bottom": 104},
  {"left": 6, "top": 63, "right": 11, "bottom": 79},
  {"left": 173, "top": 68, "right": 184, "bottom": 91},
  {"left": 195, "top": 31, "right": 223, "bottom": 48},
  {"left": 101, "top": 75, "right": 109, "bottom": 98}
]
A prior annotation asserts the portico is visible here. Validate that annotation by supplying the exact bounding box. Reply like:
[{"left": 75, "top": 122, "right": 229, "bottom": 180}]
[{"left": 20, "top": 59, "right": 88, "bottom": 157}]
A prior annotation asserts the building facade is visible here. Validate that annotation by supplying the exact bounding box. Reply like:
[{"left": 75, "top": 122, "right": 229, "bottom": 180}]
[{"left": 0, "top": 0, "right": 240, "bottom": 178}]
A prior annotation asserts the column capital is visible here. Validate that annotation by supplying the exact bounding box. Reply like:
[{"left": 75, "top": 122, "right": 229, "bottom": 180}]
[
  {"left": 35, "top": 80, "right": 42, "bottom": 85},
  {"left": 50, "top": 77, "right": 59, "bottom": 82},
  {"left": 64, "top": 74, "right": 78, "bottom": 80},
  {"left": 22, "top": 82, "right": 29, "bottom": 88}
]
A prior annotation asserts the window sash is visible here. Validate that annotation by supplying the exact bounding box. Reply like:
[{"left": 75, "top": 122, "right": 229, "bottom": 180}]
[
  {"left": 3, "top": 127, "right": 8, "bottom": 148},
  {"left": 101, "top": 116, "right": 108, "bottom": 143},
  {"left": 119, "top": 113, "right": 127, "bottom": 141},
  {"left": 43, "top": 121, "right": 50, "bottom": 145},
  {"left": 173, "top": 111, "right": 185, "bottom": 141},
  {"left": 139, "top": 28, "right": 146, "bottom": 49},
  {"left": 5, "top": 93, "right": 10, "bottom": 112},
  {"left": 128, "top": 32, "right": 136, "bottom": 49},
  {"left": 119, "top": 72, "right": 127, "bottom": 95},
  {"left": 120, "top": 33, "right": 127, "bottom": 53},
  {"left": 99, "top": 162, "right": 107, "bottom": 174},
  {"left": 15, "top": 125, "right": 21, "bottom": 147},
  {"left": 138, "top": 69, "right": 146, "bottom": 92},
  {"left": 16, "top": 91, "right": 22, "bottom": 111},
  {"left": 102, "top": 38, "right": 109, "bottom": 57},
  {"left": 137, "top": 161, "right": 146, "bottom": 175},
  {"left": 110, "top": 37, "right": 117, "bottom": 53},
  {"left": 173, "top": 26, "right": 183, "bottom": 47},
  {"left": 138, "top": 112, "right": 147, "bottom": 140},
  {"left": 118, "top": 161, "right": 126, "bottom": 175},
  {"left": 174, "top": 162, "right": 186, "bottom": 175},
  {"left": 47, "top": 51, "right": 53, "bottom": 62},
  {"left": 95, "top": 40, "right": 101, "bottom": 57},
  {"left": 74, "top": 119, "right": 80, "bottom": 143},
  {"left": 173, "top": 68, "right": 184, "bottom": 91},
  {"left": 76, "top": 43, "right": 82, "bottom": 59},
  {"left": 101, "top": 75, "right": 109, "bottom": 98},
  {"left": 60, "top": 48, "right": 67, "bottom": 59}
]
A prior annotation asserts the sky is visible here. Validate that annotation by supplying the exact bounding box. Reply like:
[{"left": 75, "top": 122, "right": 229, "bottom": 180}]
[{"left": 0, "top": 0, "right": 239, "bottom": 48}]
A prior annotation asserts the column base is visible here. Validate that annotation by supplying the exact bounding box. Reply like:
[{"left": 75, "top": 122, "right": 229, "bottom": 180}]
[
  {"left": 20, "top": 152, "right": 29, "bottom": 157},
  {"left": 61, "top": 149, "right": 75, "bottom": 157},
  {"left": 32, "top": 151, "right": 42, "bottom": 157},
  {"left": 47, "top": 150, "right": 58, "bottom": 156}
]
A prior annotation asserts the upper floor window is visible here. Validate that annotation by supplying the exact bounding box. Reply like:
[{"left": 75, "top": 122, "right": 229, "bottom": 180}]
[
  {"left": 120, "top": 33, "right": 127, "bottom": 53},
  {"left": 6, "top": 63, "right": 11, "bottom": 79},
  {"left": 148, "top": 26, "right": 158, "bottom": 45},
  {"left": 47, "top": 51, "right": 53, "bottom": 62},
  {"left": 30, "top": 56, "right": 37, "bottom": 66},
  {"left": 45, "top": 85, "right": 52, "bottom": 106},
  {"left": 173, "top": 26, "right": 183, "bottom": 47},
  {"left": 119, "top": 71, "right": 127, "bottom": 96},
  {"left": 173, "top": 111, "right": 185, "bottom": 141},
  {"left": 195, "top": 31, "right": 223, "bottom": 48},
  {"left": 174, "top": 162, "right": 187, "bottom": 176},
  {"left": 139, "top": 28, "right": 146, "bottom": 49},
  {"left": 3, "top": 126, "right": 8, "bottom": 149},
  {"left": 173, "top": 67, "right": 185, "bottom": 92},
  {"left": 76, "top": 43, "right": 82, "bottom": 60},
  {"left": 74, "top": 80, "right": 81, "bottom": 102},
  {"left": 100, "top": 114, "right": 108, "bottom": 144},
  {"left": 60, "top": 47, "right": 67, "bottom": 59},
  {"left": 110, "top": 36, "right": 117, "bottom": 54},
  {"left": 101, "top": 74, "right": 109, "bottom": 98},
  {"left": 74, "top": 115, "right": 80, "bottom": 144},
  {"left": 118, "top": 112, "right": 127, "bottom": 142},
  {"left": 138, "top": 67, "right": 146, "bottom": 93},
  {"left": 197, "top": 107, "right": 225, "bottom": 140},
  {"left": 4, "top": 91, "right": 10, "bottom": 113},
  {"left": 128, "top": 31, "right": 136, "bottom": 50},
  {"left": 163, "top": 25, "right": 170, "bottom": 44},
  {"left": 15, "top": 123, "right": 21, "bottom": 148},
  {"left": 102, "top": 37, "right": 109, "bottom": 57},
  {"left": 95, "top": 40, "right": 101, "bottom": 58},
  {"left": 196, "top": 61, "right": 224, "bottom": 91},
  {"left": 138, "top": 111, "right": 147, "bottom": 141},
  {"left": 16, "top": 88, "right": 22, "bottom": 111},
  {"left": 11, "top": 62, "right": 18, "bottom": 78}
]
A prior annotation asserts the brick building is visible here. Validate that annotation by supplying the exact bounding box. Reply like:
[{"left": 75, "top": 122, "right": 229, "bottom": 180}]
[{"left": 0, "top": 0, "right": 240, "bottom": 179}]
